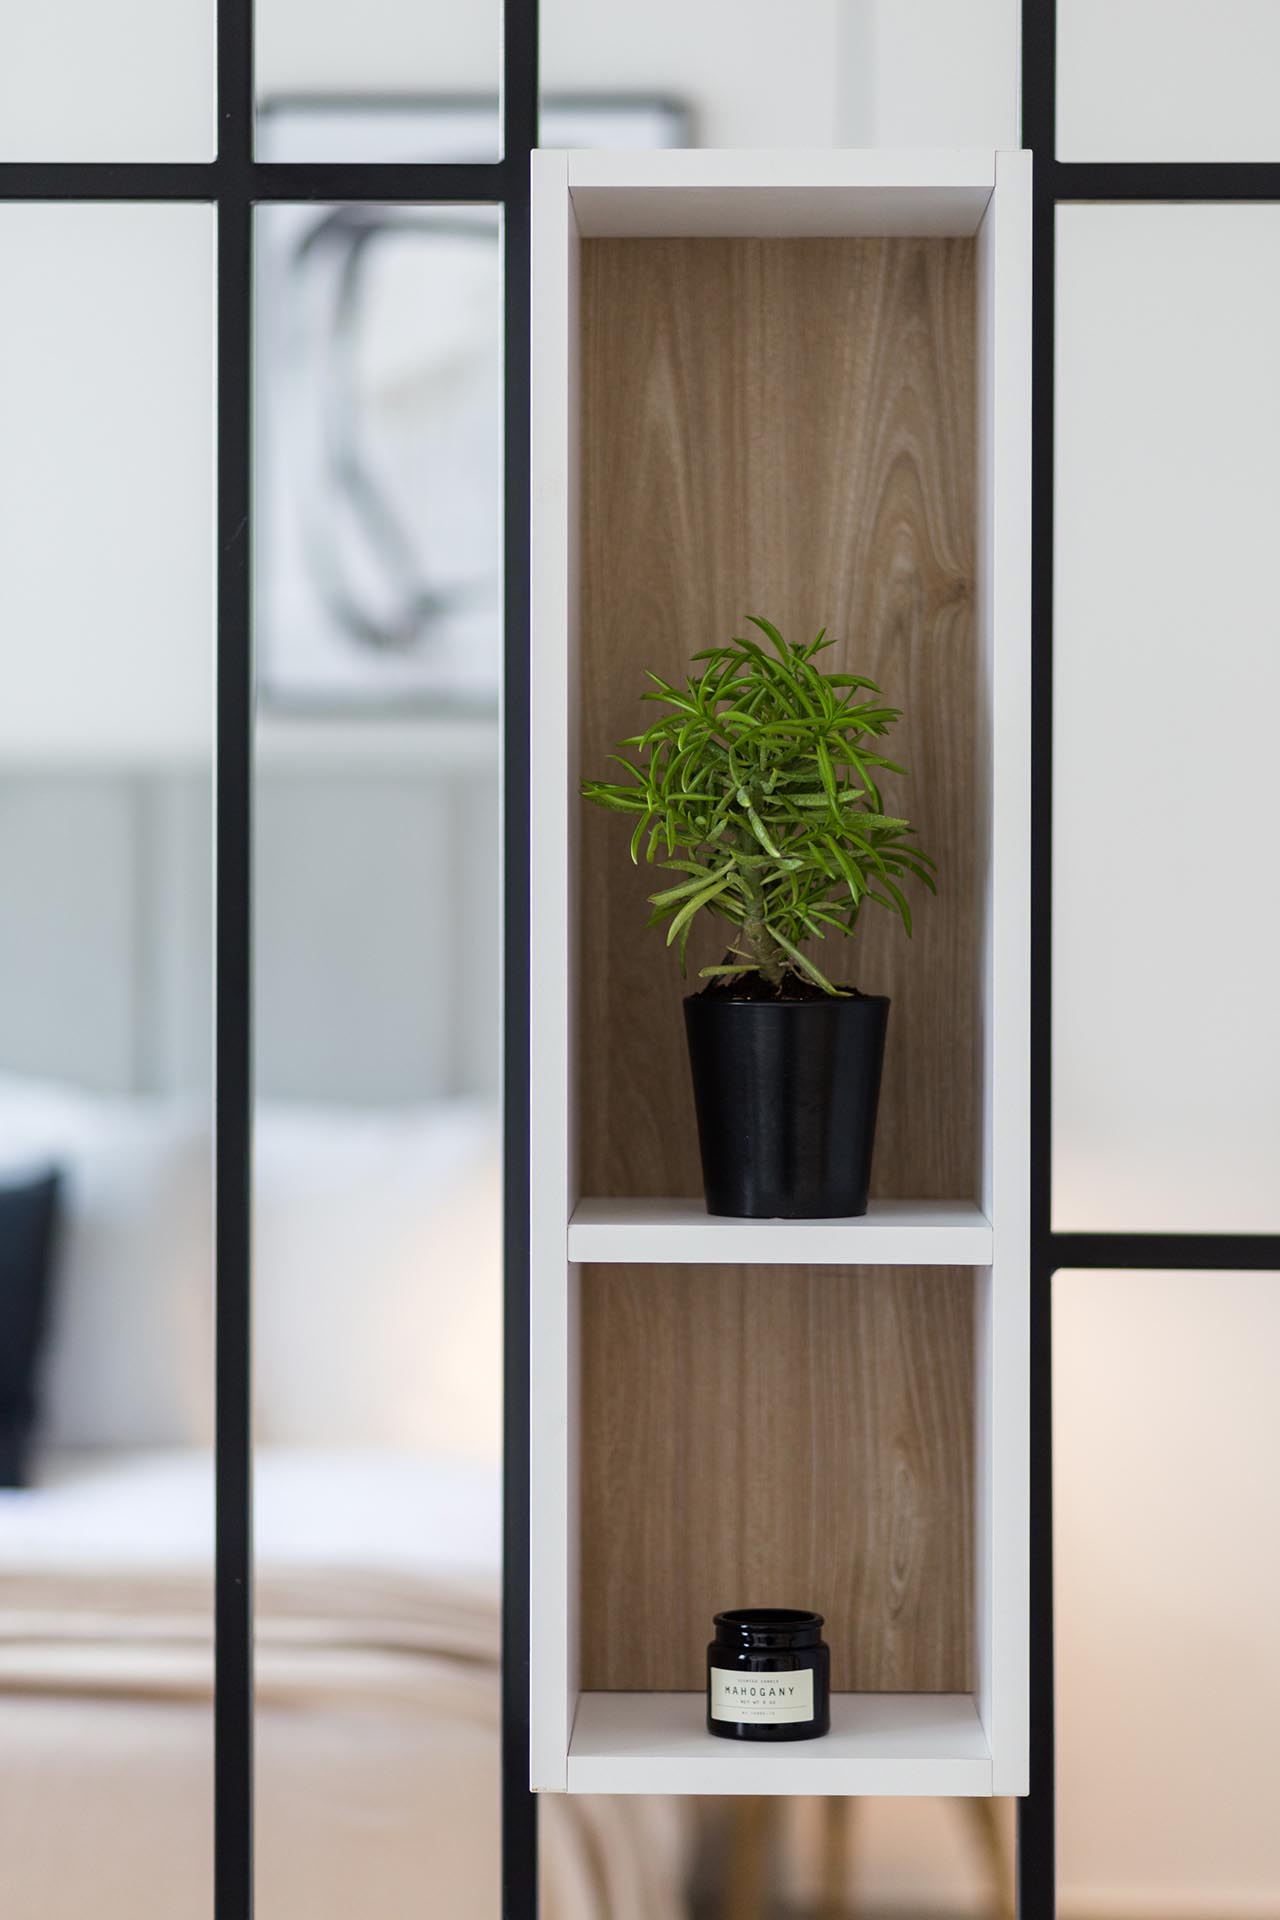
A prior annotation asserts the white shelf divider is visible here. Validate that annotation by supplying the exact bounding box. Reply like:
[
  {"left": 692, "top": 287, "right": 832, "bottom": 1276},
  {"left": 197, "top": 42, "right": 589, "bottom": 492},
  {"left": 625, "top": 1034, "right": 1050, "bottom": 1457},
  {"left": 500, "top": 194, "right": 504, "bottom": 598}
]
[
  {"left": 567, "top": 1692, "right": 993, "bottom": 1798},
  {"left": 568, "top": 1197, "right": 993, "bottom": 1267}
]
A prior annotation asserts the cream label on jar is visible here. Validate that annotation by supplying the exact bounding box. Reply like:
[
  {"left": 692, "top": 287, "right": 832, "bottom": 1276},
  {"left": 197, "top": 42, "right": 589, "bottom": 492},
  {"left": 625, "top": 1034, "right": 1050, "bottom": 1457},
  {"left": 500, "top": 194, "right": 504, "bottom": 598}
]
[{"left": 710, "top": 1667, "right": 814, "bottom": 1725}]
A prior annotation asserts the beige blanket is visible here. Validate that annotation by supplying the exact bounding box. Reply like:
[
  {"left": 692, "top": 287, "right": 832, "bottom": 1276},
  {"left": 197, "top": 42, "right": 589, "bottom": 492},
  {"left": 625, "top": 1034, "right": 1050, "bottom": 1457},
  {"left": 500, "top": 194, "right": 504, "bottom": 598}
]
[
  {"left": 0, "top": 1564, "right": 691, "bottom": 1920},
  {"left": 0, "top": 1565, "right": 494, "bottom": 1699}
]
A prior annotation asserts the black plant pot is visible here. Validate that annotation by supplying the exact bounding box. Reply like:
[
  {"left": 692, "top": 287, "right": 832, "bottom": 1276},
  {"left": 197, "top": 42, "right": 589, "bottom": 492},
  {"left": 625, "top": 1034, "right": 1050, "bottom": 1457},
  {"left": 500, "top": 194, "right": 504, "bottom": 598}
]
[{"left": 682, "top": 993, "right": 890, "bottom": 1219}]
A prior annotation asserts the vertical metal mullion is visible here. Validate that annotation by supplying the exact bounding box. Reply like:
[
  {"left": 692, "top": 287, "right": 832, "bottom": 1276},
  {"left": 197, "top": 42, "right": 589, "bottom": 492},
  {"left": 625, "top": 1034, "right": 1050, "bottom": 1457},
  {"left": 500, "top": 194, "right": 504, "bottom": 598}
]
[
  {"left": 1020, "top": 0, "right": 1057, "bottom": 1913},
  {"left": 215, "top": 2, "right": 255, "bottom": 1916},
  {"left": 501, "top": 3, "right": 538, "bottom": 1916},
  {"left": 502, "top": 0, "right": 539, "bottom": 163}
]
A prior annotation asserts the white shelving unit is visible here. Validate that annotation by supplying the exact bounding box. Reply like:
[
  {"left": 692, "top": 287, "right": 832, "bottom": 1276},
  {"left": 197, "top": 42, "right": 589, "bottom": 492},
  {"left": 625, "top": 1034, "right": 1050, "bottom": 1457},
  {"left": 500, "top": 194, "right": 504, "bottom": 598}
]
[{"left": 530, "top": 147, "right": 1032, "bottom": 1798}]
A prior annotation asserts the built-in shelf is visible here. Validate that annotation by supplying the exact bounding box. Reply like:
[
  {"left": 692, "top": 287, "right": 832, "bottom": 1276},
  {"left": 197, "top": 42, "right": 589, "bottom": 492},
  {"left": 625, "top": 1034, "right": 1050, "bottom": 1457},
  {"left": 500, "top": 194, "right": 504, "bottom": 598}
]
[
  {"left": 568, "top": 1197, "right": 994, "bottom": 1266},
  {"left": 567, "top": 1692, "right": 992, "bottom": 1797},
  {"left": 530, "top": 145, "right": 1032, "bottom": 1799}
]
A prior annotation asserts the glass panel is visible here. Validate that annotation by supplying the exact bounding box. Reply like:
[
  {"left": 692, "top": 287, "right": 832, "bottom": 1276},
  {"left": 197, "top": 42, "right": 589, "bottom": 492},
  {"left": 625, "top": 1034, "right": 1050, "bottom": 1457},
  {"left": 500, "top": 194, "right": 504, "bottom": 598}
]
[
  {"left": 254, "top": 9, "right": 499, "bottom": 161},
  {"left": 539, "top": 0, "right": 1018, "bottom": 149},
  {"left": 252, "top": 205, "right": 501, "bottom": 1916},
  {"left": 1058, "top": 0, "right": 1280, "bottom": 161},
  {"left": 0, "top": 0, "right": 214, "bottom": 162},
  {"left": 0, "top": 205, "right": 215, "bottom": 1911},
  {"left": 1056, "top": 1269, "right": 1280, "bottom": 1911},
  {"left": 1053, "top": 204, "right": 1280, "bottom": 1232}
]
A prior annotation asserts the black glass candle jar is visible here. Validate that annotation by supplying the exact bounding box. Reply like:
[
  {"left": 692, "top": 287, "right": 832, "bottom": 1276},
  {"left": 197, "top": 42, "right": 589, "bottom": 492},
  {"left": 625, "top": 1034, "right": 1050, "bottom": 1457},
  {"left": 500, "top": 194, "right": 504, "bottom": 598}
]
[{"left": 706, "top": 1608, "right": 830, "bottom": 1742}]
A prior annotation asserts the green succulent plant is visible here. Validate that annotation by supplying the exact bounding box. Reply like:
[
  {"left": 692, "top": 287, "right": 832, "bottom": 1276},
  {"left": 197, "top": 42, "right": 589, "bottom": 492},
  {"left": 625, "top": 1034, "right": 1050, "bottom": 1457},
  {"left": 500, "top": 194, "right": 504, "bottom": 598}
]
[{"left": 580, "top": 616, "right": 936, "bottom": 996}]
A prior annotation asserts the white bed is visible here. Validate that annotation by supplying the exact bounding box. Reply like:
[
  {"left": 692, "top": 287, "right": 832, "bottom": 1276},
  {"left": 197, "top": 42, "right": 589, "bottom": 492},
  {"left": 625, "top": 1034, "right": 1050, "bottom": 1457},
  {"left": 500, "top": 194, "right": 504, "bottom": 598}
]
[{"left": 0, "top": 1078, "right": 694, "bottom": 1919}]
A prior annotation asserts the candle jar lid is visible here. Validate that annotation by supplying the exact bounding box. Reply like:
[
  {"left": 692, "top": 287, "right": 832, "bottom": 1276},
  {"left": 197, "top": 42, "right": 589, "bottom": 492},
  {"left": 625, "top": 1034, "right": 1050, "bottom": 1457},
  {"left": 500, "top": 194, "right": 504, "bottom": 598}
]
[{"left": 712, "top": 1607, "right": 825, "bottom": 1653}]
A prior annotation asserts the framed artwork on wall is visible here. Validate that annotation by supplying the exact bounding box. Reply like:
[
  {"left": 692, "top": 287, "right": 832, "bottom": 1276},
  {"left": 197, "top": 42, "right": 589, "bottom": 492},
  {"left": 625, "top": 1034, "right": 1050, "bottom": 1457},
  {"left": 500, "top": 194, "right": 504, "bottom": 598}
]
[{"left": 254, "top": 96, "right": 688, "bottom": 712}]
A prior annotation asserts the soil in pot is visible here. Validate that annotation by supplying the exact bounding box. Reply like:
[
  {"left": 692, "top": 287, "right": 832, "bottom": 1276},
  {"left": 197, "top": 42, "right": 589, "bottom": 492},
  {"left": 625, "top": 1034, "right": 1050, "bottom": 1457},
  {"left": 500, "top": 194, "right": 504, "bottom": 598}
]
[
  {"left": 698, "top": 969, "right": 851, "bottom": 1004},
  {"left": 683, "top": 969, "right": 889, "bottom": 1219}
]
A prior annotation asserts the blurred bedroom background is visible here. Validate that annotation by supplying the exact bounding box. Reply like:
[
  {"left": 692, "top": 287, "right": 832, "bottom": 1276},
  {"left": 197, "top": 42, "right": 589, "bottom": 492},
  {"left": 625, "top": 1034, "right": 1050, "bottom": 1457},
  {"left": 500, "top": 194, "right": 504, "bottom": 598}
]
[{"left": 3, "top": 2, "right": 1279, "bottom": 1917}]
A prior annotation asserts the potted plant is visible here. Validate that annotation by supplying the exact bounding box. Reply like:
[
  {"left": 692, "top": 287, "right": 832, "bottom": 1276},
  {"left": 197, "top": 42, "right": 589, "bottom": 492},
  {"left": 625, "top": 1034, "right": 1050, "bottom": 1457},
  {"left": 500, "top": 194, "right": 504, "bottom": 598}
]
[{"left": 581, "top": 617, "right": 935, "bottom": 1219}]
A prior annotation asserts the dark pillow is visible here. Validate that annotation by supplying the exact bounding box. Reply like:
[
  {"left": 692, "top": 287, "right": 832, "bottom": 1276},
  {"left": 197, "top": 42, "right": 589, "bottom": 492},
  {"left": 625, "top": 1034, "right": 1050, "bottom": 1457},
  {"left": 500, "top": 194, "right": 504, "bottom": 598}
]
[{"left": 0, "top": 1168, "right": 62, "bottom": 1487}]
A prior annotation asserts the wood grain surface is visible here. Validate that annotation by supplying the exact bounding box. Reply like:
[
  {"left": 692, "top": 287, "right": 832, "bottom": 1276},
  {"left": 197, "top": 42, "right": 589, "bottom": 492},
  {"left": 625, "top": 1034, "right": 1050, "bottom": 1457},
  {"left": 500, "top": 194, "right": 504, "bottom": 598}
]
[
  {"left": 577, "top": 236, "right": 978, "bottom": 1203},
  {"left": 579, "top": 1264, "right": 974, "bottom": 1693},
  {"left": 575, "top": 239, "right": 977, "bottom": 1694}
]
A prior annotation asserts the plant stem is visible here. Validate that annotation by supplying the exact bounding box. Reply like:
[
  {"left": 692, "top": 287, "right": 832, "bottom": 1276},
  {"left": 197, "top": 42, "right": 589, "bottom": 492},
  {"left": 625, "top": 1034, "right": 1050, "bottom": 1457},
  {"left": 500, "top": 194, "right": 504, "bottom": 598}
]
[{"left": 735, "top": 830, "right": 785, "bottom": 986}]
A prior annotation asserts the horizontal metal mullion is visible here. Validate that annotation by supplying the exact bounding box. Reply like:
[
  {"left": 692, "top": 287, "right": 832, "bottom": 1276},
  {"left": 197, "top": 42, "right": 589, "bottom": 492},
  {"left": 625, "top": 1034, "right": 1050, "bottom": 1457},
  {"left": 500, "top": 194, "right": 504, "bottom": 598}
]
[
  {"left": 250, "top": 159, "right": 513, "bottom": 202},
  {"left": 0, "top": 162, "right": 218, "bottom": 200},
  {"left": 7, "top": 156, "right": 1280, "bottom": 211},
  {"left": 1050, "top": 1232, "right": 1280, "bottom": 1272},
  {"left": 0, "top": 159, "right": 515, "bottom": 204},
  {"left": 1050, "top": 159, "right": 1280, "bottom": 202}
]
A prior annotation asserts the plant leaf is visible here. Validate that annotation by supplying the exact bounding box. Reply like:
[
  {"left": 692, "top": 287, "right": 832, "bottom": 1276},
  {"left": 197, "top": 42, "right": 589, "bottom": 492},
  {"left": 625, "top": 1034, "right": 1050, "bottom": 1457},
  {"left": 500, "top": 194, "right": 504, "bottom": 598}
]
[{"left": 664, "top": 872, "right": 734, "bottom": 946}]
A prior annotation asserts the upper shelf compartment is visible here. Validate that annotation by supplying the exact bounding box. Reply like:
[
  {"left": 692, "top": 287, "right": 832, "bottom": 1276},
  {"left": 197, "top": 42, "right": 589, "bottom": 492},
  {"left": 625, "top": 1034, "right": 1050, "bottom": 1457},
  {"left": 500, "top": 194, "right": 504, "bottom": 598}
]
[{"left": 561, "top": 154, "right": 989, "bottom": 1214}]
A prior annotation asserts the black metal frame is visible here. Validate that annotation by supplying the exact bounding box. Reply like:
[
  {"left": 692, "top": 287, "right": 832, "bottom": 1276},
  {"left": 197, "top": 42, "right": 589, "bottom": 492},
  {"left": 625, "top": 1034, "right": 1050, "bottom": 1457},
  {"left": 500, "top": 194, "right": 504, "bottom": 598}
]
[
  {"left": 1019, "top": 4, "right": 1280, "bottom": 1912},
  {"left": 0, "top": 5, "right": 539, "bottom": 1916}
]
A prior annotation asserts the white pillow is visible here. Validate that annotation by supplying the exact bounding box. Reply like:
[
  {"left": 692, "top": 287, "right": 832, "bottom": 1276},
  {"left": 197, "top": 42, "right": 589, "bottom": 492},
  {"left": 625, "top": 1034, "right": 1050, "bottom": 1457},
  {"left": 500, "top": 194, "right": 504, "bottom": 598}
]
[
  {"left": 252, "top": 1100, "right": 501, "bottom": 1462},
  {"left": 0, "top": 1074, "right": 213, "bottom": 1448}
]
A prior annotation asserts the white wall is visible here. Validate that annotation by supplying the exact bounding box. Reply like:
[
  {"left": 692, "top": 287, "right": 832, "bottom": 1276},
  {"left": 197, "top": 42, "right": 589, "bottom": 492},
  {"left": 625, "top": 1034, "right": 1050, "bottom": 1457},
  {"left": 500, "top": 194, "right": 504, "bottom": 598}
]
[
  {"left": 860, "top": 0, "right": 1019, "bottom": 146},
  {"left": 1058, "top": 0, "right": 1280, "bottom": 161},
  {"left": 0, "top": 0, "right": 214, "bottom": 161},
  {"left": 0, "top": 204, "right": 215, "bottom": 766},
  {"left": 258, "top": 0, "right": 1020, "bottom": 149},
  {"left": 1053, "top": 204, "right": 1280, "bottom": 1234},
  {"left": 542, "top": 0, "right": 852, "bottom": 147}
]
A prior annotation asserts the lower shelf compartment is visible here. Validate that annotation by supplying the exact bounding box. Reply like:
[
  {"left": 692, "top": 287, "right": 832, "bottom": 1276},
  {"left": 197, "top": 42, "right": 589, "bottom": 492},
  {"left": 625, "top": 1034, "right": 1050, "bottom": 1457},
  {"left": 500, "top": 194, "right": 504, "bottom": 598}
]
[{"left": 564, "top": 1692, "right": 993, "bottom": 1797}]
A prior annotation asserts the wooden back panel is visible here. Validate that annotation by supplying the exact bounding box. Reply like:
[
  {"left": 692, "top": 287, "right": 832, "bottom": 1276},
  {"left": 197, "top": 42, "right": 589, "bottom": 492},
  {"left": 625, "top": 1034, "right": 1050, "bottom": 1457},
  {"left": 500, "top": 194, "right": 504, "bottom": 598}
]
[
  {"left": 577, "top": 236, "right": 978, "bottom": 1202},
  {"left": 575, "top": 237, "right": 978, "bottom": 1694},
  {"left": 580, "top": 1264, "right": 974, "bottom": 1693}
]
